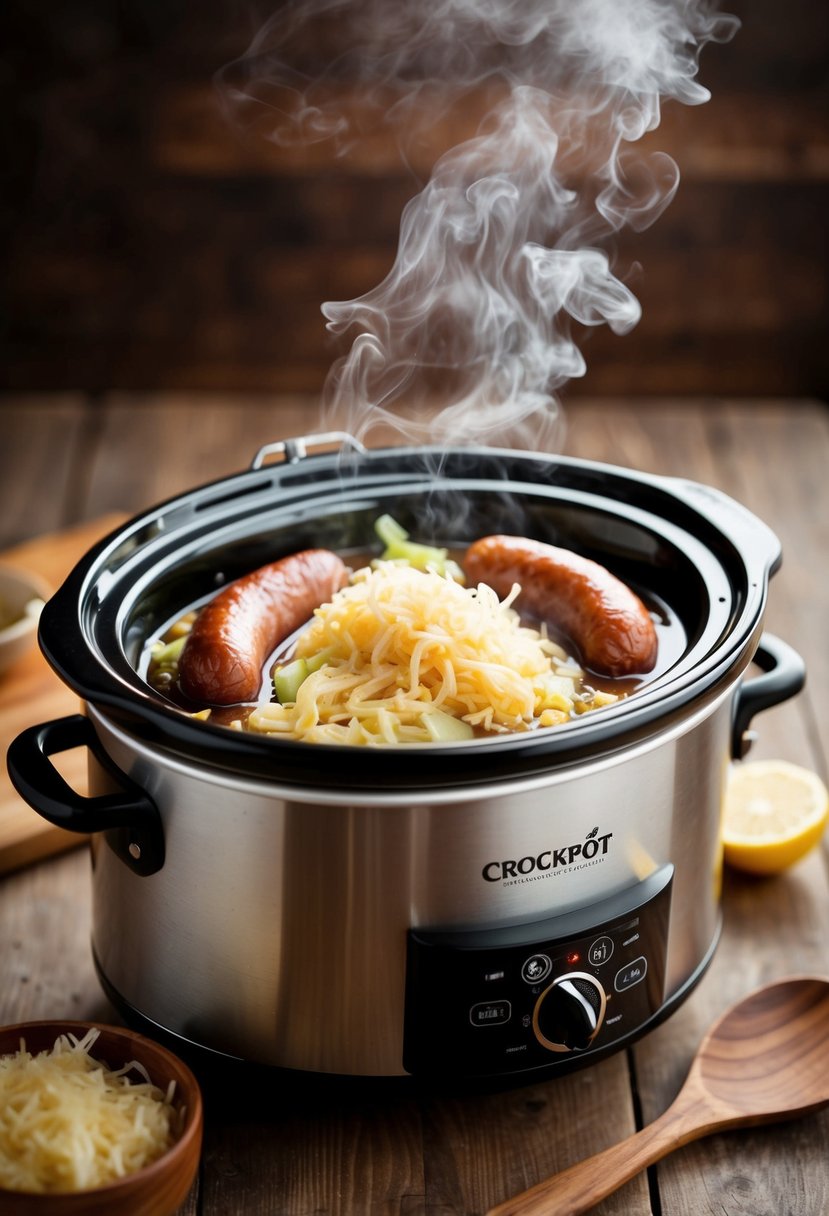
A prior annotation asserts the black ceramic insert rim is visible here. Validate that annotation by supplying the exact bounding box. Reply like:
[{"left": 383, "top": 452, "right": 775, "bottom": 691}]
[{"left": 37, "top": 445, "right": 778, "bottom": 790}]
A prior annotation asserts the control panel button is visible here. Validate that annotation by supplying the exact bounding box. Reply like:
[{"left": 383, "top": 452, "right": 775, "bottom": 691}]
[
  {"left": 587, "top": 935, "right": 614, "bottom": 967},
  {"left": 615, "top": 956, "right": 648, "bottom": 992},
  {"left": 470, "top": 1000, "right": 511, "bottom": 1027},
  {"left": 521, "top": 953, "right": 552, "bottom": 984}
]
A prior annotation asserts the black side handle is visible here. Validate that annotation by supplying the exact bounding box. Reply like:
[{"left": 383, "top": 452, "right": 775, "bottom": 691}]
[
  {"left": 6, "top": 714, "right": 164, "bottom": 876},
  {"left": 732, "top": 634, "right": 806, "bottom": 760}
]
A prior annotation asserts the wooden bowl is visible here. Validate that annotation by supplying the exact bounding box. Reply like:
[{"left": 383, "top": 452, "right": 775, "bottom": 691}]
[
  {"left": 0, "top": 1021, "right": 203, "bottom": 1215},
  {"left": 0, "top": 565, "right": 50, "bottom": 677}
]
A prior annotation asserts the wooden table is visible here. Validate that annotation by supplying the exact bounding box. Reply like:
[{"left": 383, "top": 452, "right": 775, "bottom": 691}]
[{"left": 2, "top": 395, "right": 828, "bottom": 1215}]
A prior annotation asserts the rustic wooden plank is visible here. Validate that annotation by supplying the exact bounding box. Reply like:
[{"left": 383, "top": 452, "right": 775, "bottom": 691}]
[
  {"left": 4, "top": 167, "right": 827, "bottom": 400},
  {"left": 5, "top": 330, "right": 824, "bottom": 399},
  {"left": 4, "top": 0, "right": 827, "bottom": 404},
  {"left": 0, "top": 397, "right": 93, "bottom": 548},
  {"left": 418, "top": 1069, "right": 649, "bottom": 1216},
  {"left": 8, "top": 181, "right": 823, "bottom": 319},
  {"left": 717, "top": 400, "right": 829, "bottom": 769},
  {"left": 194, "top": 1061, "right": 647, "bottom": 1215},
  {"left": 198, "top": 1082, "right": 426, "bottom": 1216},
  {"left": 0, "top": 849, "right": 110, "bottom": 1026},
  {"left": 78, "top": 394, "right": 329, "bottom": 517},
  {"left": 6, "top": 246, "right": 821, "bottom": 398},
  {"left": 76, "top": 391, "right": 473, "bottom": 509},
  {"left": 152, "top": 84, "right": 829, "bottom": 184}
]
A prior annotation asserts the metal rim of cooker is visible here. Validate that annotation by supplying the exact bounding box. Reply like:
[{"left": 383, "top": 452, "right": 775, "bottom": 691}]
[{"left": 38, "top": 442, "right": 781, "bottom": 791}]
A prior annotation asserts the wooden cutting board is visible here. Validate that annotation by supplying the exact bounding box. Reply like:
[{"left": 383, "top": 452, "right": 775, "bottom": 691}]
[{"left": 0, "top": 515, "right": 127, "bottom": 873}]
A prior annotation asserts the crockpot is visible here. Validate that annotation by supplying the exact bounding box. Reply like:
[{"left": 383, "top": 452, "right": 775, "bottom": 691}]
[{"left": 7, "top": 435, "right": 805, "bottom": 1079}]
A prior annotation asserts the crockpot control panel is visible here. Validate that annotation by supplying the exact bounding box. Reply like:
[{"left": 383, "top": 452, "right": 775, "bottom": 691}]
[{"left": 403, "top": 864, "right": 673, "bottom": 1078}]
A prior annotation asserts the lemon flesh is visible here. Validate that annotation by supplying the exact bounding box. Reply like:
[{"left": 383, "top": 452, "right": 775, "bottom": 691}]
[{"left": 723, "top": 759, "right": 829, "bottom": 875}]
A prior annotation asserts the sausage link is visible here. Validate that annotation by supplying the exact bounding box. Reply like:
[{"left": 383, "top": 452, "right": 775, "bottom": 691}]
[
  {"left": 463, "top": 535, "right": 657, "bottom": 677},
  {"left": 178, "top": 549, "right": 349, "bottom": 705}
]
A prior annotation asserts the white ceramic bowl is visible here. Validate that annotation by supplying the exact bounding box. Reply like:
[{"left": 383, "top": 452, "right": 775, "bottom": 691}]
[{"left": 0, "top": 565, "right": 50, "bottom": 678}]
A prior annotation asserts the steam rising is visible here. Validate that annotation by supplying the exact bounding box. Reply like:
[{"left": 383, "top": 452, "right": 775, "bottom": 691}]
[{"left": 221, "top": 0, "right": 738, "bottom": 448}]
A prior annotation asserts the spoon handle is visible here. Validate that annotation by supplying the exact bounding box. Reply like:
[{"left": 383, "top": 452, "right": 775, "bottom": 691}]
[{"left": 486, "top": 1092, "right": 708, "bottom": 1216}]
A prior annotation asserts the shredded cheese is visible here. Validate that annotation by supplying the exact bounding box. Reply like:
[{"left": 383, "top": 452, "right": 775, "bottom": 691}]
[
  {"left": 0, "top": 1028, "right": 176, "bottom": 1194},
  {"left": 248, "top": 562, "right": 618, "bottom": 745}
]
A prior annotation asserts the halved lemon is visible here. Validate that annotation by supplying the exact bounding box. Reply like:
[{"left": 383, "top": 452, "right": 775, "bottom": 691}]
[{"left": 722, "top": 759, "right": 829, "bottom": 875}]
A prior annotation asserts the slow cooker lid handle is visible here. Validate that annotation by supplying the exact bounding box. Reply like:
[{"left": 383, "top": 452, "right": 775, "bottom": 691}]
[
  {"left": 250, "top": 431, "right": 367, "bottom": 469},
  {"left": 6, "top": 714, "right": 165, "bottom": 877},
  {"left": 732, "top": 634, "right": 806, "bottom": 760}
]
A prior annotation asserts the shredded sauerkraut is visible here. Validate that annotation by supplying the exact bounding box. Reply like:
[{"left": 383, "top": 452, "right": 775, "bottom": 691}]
[
  {"left": 0, "top": 1028, "right": 176, "bottom": 1194},
  {"left": 247, "top": 562, "right": 618, "bottom": 745}
]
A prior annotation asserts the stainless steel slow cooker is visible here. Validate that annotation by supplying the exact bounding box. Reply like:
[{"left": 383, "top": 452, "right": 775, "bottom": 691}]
[{"left": 7, "top": 436, "right": 805, "bottom": 1079}]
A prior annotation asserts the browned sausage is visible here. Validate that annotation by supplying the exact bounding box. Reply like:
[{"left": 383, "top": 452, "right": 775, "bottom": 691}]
[
  {"left": 463, "top": 535, "right": 657, "bottom": 677},
  {"left": 178, "top": 549, "right": 349, "bottom": 705}
]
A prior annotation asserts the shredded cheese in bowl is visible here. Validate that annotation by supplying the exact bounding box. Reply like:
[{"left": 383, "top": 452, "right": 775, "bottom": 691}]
[
  {"left": 0, "top": 1027, "right": 176, "bottom": 1194},
  {"left": 248, "top": 562, "right": 618, "bottom": 745}
]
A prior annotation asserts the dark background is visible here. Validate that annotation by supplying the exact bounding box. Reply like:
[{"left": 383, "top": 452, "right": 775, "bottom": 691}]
[{"left": 2, "top": 0, "right": 827, "bottom": 400}]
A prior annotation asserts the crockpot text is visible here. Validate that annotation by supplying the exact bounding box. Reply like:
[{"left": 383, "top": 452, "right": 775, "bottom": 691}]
[{"left": 482, "top": 832, "right": 613, "bottom": 883}]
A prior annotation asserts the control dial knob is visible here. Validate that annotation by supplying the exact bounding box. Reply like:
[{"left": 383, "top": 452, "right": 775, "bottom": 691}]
[{"left": 532, "top": 972, "right": 607, "bottom": 1053}]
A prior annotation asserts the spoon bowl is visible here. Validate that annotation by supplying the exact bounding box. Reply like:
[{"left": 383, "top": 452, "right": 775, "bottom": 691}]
[
  {"left": 695, "top": 975, "right": 829, "bottom": 1118},
  {"left": 488, "top": 975, "right": 829, "bottom": 1216}
]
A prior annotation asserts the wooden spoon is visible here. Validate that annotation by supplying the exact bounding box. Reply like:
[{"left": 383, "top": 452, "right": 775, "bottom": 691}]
[{"left": 488, "top": 975, "right": 829, "bottom": 1216}]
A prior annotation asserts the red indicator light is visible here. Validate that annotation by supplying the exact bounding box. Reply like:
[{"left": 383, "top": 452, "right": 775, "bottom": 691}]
[{"left": 566, "top": 951, "right": 580, "bottom": 965}]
